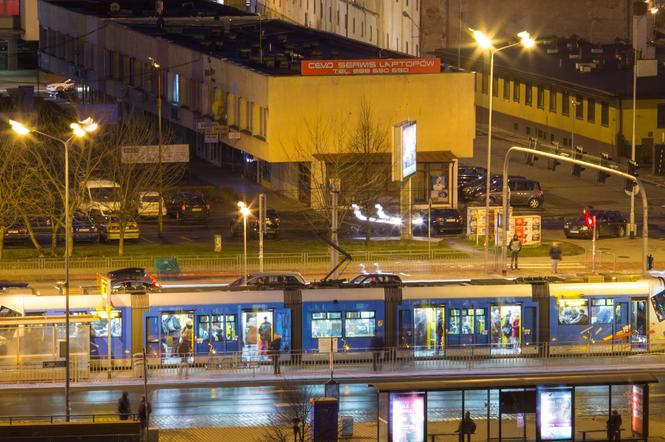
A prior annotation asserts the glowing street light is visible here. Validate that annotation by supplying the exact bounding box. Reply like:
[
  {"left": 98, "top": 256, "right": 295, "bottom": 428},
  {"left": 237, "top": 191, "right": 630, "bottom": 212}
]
[
  {"left": 238, "top": 201, "right": 251, "bottom": 285},
  {"left": 10, "top": 117, "right": 97, "bottom": 421},
  {"left": 471, "top": 29, "right": 536, "bottom": 270}
]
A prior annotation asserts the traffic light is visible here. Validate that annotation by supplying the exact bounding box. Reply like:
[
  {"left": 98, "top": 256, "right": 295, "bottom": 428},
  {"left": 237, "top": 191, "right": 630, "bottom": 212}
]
[
  {"left": 583, "top": 209, "right": 595, "bottom": 229},
  {"left": 597, "top": 153, "right": 611, "bottom": 183},
  {"left": 549, "top": 143, "right": 562, "bottom": 171},
  {"left": 625, "top": 160, "right": 639, "bottom": 192},
  {"left": 526, "top": 137, "right": 538, "bottom": 166},
  {"left": 572, "top": 146, "right": 585, "bottom": 177}
]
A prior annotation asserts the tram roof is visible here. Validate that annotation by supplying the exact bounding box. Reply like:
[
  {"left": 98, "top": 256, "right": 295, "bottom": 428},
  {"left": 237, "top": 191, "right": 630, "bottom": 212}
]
[{"left": 370, "top": 372, "right": 658, "bottom": 392}]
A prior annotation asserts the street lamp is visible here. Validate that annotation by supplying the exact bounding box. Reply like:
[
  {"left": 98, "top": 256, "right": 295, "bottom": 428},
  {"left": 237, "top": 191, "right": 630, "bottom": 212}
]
[
  {"left": 237, "top": 201, "right": 251, "bottom": 285},
  {"left": 629, "top": 48, "right": 639, "bottom": 239},
  {"left": 472, "top": 29, "right": 535, "bottom": 269},
  {"left": 10, "top": 117, "right": 97, "bottom": 421},
  {"left": 402, "top": 11, "right": 420, "bottom": 55},
  {"left": 148, "top": 56, "right": 165, "bottom": 239}
]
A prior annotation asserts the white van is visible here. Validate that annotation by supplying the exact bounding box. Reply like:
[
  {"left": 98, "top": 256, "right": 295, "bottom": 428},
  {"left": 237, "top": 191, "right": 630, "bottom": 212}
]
[
  {"left": 137, "top": 191, "right": 166, "bottom": 218},
  {"left": 81, "top": 180, "right": 121, "bottom": 217}
]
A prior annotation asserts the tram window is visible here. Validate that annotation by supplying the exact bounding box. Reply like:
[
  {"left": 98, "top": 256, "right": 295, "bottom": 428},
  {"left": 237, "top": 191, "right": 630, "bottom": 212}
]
[
  {"left": 558, "top": 299, "right": 589, "bottom": 325},
  {"left": 198, "top": 316, "right": 211, "bottom": 340},
  {"left": 591, "top": 298, "right": 614, "bottom": 324},
  {"left": 345, "top": 311, "right": 375, "bottom": 337},
  {"left": 225, "top": 314, "right": 237, "bottom": 340},
  {"left": 449, "top": 309, "right": 460, "bottom": 335},
  {"left": 90, "top": 312, "right": 122, "bottom": 338},
  {"left": 462, "top": 309, "right": 474, "bottom": 334},
  {"left": 312, "top": 312, "right": 342, "bottom": 338},
  {"left": 475, "top": 309, "right": 486, "bottom": 334}
]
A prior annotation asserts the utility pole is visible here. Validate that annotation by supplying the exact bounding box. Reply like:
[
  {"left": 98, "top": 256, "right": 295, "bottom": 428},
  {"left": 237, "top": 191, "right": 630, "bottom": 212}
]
[
  {"left": 259, "top": 193, "right": 266, "bottom": 272},
  {"left": 330, "top": 179, "right": 340, "bottom": 278},
  {"left": 149, "top": 57, "right": 164, "bottom": 239},
  {"left": 630, "top": 47, "right": 638, "bottom": 239}
]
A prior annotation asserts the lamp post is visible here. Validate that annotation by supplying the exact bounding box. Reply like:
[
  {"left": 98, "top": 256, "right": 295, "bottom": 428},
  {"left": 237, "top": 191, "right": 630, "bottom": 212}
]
[
  {"left": 629, "top": 47, "right": 638, "bottom": 239},
  {"left": 237, "top": 201, "right": 251, "bottom": 285},
  {"left": 148, "top": 57, "right": 164, "bottom": 239},
  {"left": 10, "top": 118, "right": 97, "bottom": 421},
  {"left": 402, "top": 11, "right": 420, "bottom": 55},
  {"left": 472, "top": 29, "right": 535, "bottom": 270},
  {"left": 570, "top": 97, "right": 579, "bottom": 152}
]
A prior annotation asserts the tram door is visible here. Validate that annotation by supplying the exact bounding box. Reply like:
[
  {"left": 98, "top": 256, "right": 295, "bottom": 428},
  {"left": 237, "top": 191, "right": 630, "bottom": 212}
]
[
  {"left": 615, "top": 301, "right": 630, "bottom": 349},
  {"left": 632, "top": 300, "right": 647, "bottom": 350},
  {"left": 490, "top": 305, "right": 521, "bottom": 354},
  {"left": 241, "top": 309, "right": 274, "bottom": 359},
  {"left": 413, "top": 306, "right": 445, "bottom": 355},
  {"left": 145, "top": 311, "right": 195, "bottom": 359}
]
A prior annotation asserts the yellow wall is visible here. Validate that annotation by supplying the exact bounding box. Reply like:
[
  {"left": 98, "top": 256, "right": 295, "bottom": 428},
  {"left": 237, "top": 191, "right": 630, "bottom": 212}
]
[
  {"left": 475, "top": 73, "right": 619, "bottom": 146},
  {"left": 265, "top": 72, "right": 476, "bottom": 163},
  {"left": 620, "top": 98, "right": 665, "bottom": 145}
]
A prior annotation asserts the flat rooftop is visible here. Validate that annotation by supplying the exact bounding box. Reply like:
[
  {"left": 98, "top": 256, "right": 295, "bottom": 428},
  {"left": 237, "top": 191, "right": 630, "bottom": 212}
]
[
  {"left": 436, "top": 38, "right": 665, "bottom": 99},
  {"left": 44, "top": 0, "right": 250, "bottom": 18}
]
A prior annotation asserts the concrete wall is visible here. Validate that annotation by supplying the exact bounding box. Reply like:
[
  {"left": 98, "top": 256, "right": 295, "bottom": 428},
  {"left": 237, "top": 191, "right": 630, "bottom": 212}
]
[{"left": 421, "top": 0, "right": 633, "bottom": 55}]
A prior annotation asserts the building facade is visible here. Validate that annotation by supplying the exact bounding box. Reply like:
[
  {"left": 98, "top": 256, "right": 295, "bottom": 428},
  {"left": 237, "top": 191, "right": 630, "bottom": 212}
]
[{"left": 39, "top": 0, "right": 475, "bottom": 208}]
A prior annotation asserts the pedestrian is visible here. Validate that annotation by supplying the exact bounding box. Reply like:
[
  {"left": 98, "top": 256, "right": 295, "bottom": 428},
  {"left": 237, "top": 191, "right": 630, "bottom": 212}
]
[
  {"left": 370, "top": 330, "right": 384, "bottom": 371},
  {"left": 258, "top": 316, "right": 272, "bottom": 355},
  {"left": 117, "top": 391, "right": 131, "bottom": 421},
  {"left": 138, "top": 395, "right": 152, "bottom": 437},
  {"left": 270, "top": 333, "right": 282, "bottom": 375},
  {"left": 549, "top": 242, "right": 562, "bottom": 274},
  {"left": 511, "top": 315, "right": 520, "bottom": 352},
  {"left": 457, "top": 411, "right": 476, "bottom": 442},
  {"left": 606, "top": 409, "right": 622, "bottom": 442},
  {"left": 509, "top": 234, "right": 522, "bottom": 270},
  {"left": 435, "top": 315, "right": 444, "bottom": 355},
  {"left": 177, "top": 319, "right": 193, "bottom": 378}
]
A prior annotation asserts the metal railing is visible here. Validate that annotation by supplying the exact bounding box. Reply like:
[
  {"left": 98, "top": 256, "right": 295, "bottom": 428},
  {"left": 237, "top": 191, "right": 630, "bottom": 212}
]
[{"left": 0, "top": 413, "right": 138, "bottom": 424}]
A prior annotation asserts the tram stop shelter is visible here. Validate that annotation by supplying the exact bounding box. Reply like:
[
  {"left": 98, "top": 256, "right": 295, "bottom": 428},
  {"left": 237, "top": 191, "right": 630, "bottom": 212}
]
[{"left": 372, "top": 373, "right": 656, "bottom": 441}]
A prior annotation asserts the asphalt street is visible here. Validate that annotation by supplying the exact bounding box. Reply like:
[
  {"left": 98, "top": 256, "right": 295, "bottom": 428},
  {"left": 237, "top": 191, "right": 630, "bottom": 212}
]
[{"left": 0, "top": 382, "right": 663, "bottom": 434}]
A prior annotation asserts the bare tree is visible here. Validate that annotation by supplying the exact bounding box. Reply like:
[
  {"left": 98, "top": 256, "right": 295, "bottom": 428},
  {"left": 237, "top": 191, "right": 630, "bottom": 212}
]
[
  {"left": 0, "top": 139, "right": 30, "bottom": 259},
  {"left": 260, "top": 385, "right": 314, "bottom": 442}
]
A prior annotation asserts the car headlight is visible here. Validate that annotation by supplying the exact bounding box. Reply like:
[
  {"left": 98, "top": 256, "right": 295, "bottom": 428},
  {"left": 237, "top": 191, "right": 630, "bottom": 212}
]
[{"left": 580, "top": 225, "right": 589, "bottom": 230}]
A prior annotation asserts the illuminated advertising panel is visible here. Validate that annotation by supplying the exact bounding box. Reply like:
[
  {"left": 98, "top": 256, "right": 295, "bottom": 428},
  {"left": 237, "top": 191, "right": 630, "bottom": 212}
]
[
  {"left": 389, "top": 392, "right": 426, "bottom": 442},
  {"left": 632, "top": 385, "right": 644, "bottom": 436},
  {"left": 301, "top": 58, "right": 441, "bottom": 76},
  {"left": 392, "top": 120, "right": 417, "bottom": 182},
  {"left": 537, "top": 388, "right": 573, "bottom": 441}
]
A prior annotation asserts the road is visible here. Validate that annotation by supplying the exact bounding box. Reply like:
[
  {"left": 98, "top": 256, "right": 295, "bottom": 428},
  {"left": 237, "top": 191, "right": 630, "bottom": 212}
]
[{"left": 1, "top": 382, "right": 664, "bottom": 433}]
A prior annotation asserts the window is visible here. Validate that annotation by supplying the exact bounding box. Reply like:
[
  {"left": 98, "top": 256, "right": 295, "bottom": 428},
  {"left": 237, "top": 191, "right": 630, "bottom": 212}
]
[
  {"left": 558, "top": 299, "right": 589, "bottom": 325},
  {"left": 449, "top": 309, "right": 460, "bottom": 334},
  {"left": 562, "top": 92, "right": 570, "bottom": 115},
  {"left": 475, "top": 308, "right": 486, "bottom": 334},
  {"left": 537, "top": 86, "right": 544, "bottom": 109},
  {"left": 312, "top": 312, "right": 342, "bottom": 338},
  {"left": 503, "top": 78, "right": 510, "bottom": 99},
  {"left": 591, "top": 298, "right": 614, "bottom": 324},
  {"left": 525, "top": 82, "right": 532, "bottom": 106},
  {"left": 245, "top": 101, "right": 254, "bottom": 132},
  {"left": 345, "top": 311, "right": 375, "bottom": 337},
  {"left": 575, "top": 95, "right": 583, "bottom": 119},
  {"left": 481, "top": 73, "right": 488, "bottom": 94},
  {"left": 461, "top": 309, "right": 474, "bottom": 334},
  {"left": 513, "top": 80, "right": 520, "bottom": 102},
  {"left": 601, "top": 101, "right": 609, "bottom": 126},
  {"left": 128, "top": 57, "right": 136, "bottom": 87},
  {"left": 172, "top": 73, "right": 180, "bottom": 104},
  {"left": 549, "top": 89, "right": 557, "bottom": 112},
  {"left": 587, "top": 98, "right": 595, "bottom": 123},
  {"left": 259, "top": 107, "right": 268, "bottom": 139},
  {"left": 657, "top": 104, "right": 665, "bottom": 128},
  {"left": 91, "top": 312, "right": 122, "bottom": 338},
  {"left": 233, "top": 96, "right": 241, "bottom": 127}
]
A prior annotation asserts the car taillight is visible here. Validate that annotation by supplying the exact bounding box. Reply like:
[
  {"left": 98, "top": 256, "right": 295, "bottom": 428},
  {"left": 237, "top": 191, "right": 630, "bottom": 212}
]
[
  {"left": 180, "top": 202, "right": 188, "bottom": 212},
  {"left": 92, "top": 226, "right": 98, "bottom": 232},
  {"left": 151, "top": 279, "right": 161, "bottom": 289},
  {"left": 205, "top": 203, "right": 210, "bottom": 210}
]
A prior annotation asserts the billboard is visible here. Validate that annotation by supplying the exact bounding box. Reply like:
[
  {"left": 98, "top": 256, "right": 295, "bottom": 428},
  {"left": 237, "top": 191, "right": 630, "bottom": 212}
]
[
  {"left": 301, "top": 58, "right": 440, "bottom": 76},
  {"left": 537, "top": 388, "right": 573, "bottom": 441},
  {"left": 632, "top": 385, "right": 645, "bottom": 436},
  {"left": 392, "top": 121, "right": 417, "bottom": 182},
  {"left": 121, "top": 144, "right": 190, "bottom": 164},
  {"left": 389, "top": 392, "right": 426, "bottom": 442}
]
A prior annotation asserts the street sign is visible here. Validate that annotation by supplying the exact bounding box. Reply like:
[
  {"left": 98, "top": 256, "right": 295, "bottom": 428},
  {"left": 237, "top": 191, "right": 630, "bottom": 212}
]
[
  {"left": 228, "top": 131, "right": 241, "bottom": 140},
  {"left": 197, "top": 121, "right": 222, "bottom": 131},
  {"left": 121, "top": 144, "right": 190, "bottom": 163}
]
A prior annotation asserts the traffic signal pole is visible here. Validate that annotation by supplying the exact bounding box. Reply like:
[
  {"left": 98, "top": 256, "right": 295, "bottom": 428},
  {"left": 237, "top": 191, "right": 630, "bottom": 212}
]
[{"left": 500, "top": 146, "right": 650, "bottom": 274}]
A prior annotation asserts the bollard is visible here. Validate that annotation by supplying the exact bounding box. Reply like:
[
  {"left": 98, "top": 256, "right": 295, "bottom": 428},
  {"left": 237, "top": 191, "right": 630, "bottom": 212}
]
[{"left": 214, "top": 234, "right": 222, "bottom": 253}]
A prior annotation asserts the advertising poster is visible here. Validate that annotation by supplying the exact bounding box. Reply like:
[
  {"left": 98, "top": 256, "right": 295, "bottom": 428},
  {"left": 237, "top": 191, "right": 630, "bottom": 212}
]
[
  {"left": 430, "top": 175, "right": 449, "bottom": 203},
  {"left": 632, "top": 385, "right": 644, "bottom": 436},
  {"left": 537, "top": 388, "right": 573, "bottom": 441},
  {"left": 389, "top": 392, "right": 426, "bottom": 442},
  {"left": 466, "top": 206, "right": 507, "bottom": 238},
  {"left": 508, "top": 215, "right": 542, "bottom": 246},
  {"left": 402, "top": 122, "right": 417, "bottom": 179}
]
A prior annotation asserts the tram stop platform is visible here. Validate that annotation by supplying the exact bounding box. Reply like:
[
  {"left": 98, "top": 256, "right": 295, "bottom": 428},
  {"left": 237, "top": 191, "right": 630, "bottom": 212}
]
[
  {"left": 0, "top": 420, "right": 142, "bottom": 441},
  {"left": 372, "top": 372, "right": 656, "bottom": 442}
]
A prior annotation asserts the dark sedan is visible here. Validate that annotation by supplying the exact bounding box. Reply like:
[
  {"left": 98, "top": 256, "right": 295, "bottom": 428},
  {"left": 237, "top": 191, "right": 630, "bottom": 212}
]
[
  {"left": 167, "top": 191, "right": 211, "bottom": 222},
  {"left": 563, "top": 210, "right": 627, "bottom": 239},
  {"left": 413, "top": 208, "right": 464, "bottom": 235}
]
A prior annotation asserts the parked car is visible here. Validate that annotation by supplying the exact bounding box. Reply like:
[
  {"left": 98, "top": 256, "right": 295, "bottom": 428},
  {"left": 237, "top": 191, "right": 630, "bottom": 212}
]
[
  {"left": 229, "top": 272, "right": 307, "bottom": 288},
  {"left": 563, "top": 210, "right": 627, "bottom": 239},
  {"left": 474, "top": 178, "right": 544, "bottom": 209},
  {"left": 137, "top": 191, "right": 166, "bottom": 218},
  {"left": 72, "top": 214, "right": 100, "bottom": 242},
  {"left": 107, "top": 267, "right": 161, "bottom": 294},
  {"left": 231, "top": 208, "right": 280, "bottom": 238},
  {"left": 46, "top": 78, "right": 75, "bottom": 93},
  {"left": 457, "top": 166, "right": 486, "bottom": 188},
  {"left": 167, "top": 191, "right": 210, "bottom": 222},
  {"left": 412, "top": 208, "right": 464, "bottom": 235},
  {"left": 98, "top": 217, "right": 140, "bottom": 242},
  {"left": 345, "top": 273, "right": 402, "bottom": 286},
  {"left": 461, "top": 175, "right": 526, "bottom": 202}
]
